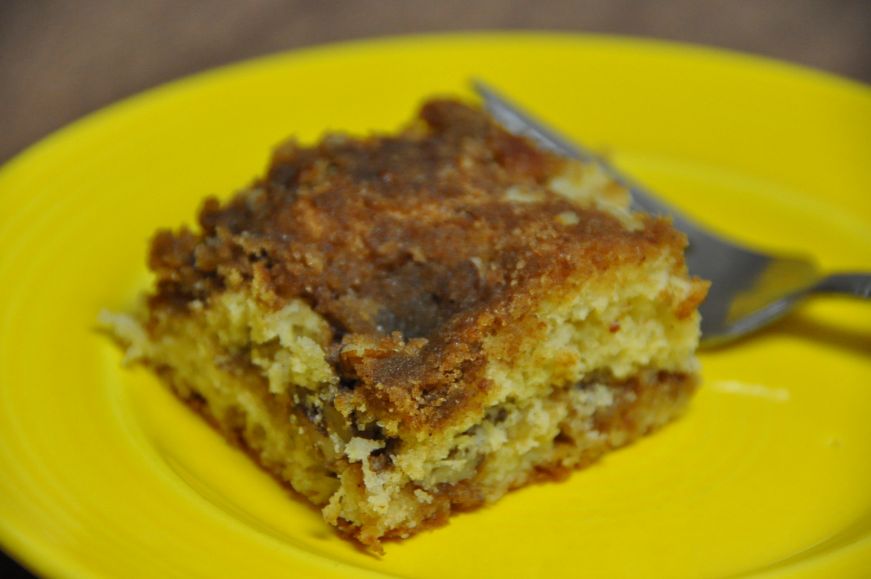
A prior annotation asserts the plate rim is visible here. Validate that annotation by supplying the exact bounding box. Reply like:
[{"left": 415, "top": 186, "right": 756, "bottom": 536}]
[{"left": 1, "top": 29, "right": 869, "bottom": 178}]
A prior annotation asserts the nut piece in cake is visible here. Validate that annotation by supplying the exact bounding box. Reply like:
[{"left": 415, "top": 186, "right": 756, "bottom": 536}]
[{"left": 102, "top": 99, "right": 709, "bottom": 552}]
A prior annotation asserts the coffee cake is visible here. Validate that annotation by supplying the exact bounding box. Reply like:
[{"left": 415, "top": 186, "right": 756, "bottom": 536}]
[{"left": 102, "top": 99, "right": 708, "bottom": 551}]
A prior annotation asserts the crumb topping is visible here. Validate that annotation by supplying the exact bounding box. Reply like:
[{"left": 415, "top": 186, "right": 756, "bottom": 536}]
[{"left": 148, "top": 99, "right": 692, "bottom": 431}]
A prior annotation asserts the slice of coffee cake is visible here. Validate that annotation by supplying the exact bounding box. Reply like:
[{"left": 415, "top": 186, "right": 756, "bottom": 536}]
[{"left": 103, "top": 99, "right": 708, "bottom": 551}]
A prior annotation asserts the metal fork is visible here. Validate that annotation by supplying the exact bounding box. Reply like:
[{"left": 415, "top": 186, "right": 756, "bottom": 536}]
[{"left": 473, "top": 81, "right": 871, "bottom": 347}]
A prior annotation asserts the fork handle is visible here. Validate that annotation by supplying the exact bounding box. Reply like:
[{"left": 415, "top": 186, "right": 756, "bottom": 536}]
[{"left": 813, "top": 273, "right": 871, "bottom": 298}]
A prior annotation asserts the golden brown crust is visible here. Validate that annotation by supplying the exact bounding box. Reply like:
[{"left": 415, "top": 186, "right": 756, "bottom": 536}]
[{"left": 147, "top": 99, "right": 693, "bottom": 433}]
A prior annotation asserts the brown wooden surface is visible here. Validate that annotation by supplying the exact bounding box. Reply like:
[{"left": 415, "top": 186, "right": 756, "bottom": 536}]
[{"left": 1, "top": 0, "right": 869, "bottom": 162}]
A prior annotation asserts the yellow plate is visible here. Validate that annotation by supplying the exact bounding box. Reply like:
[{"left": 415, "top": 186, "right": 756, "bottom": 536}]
[{"left": 1, "top": 33, "right": 870, "bottom": 578}]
